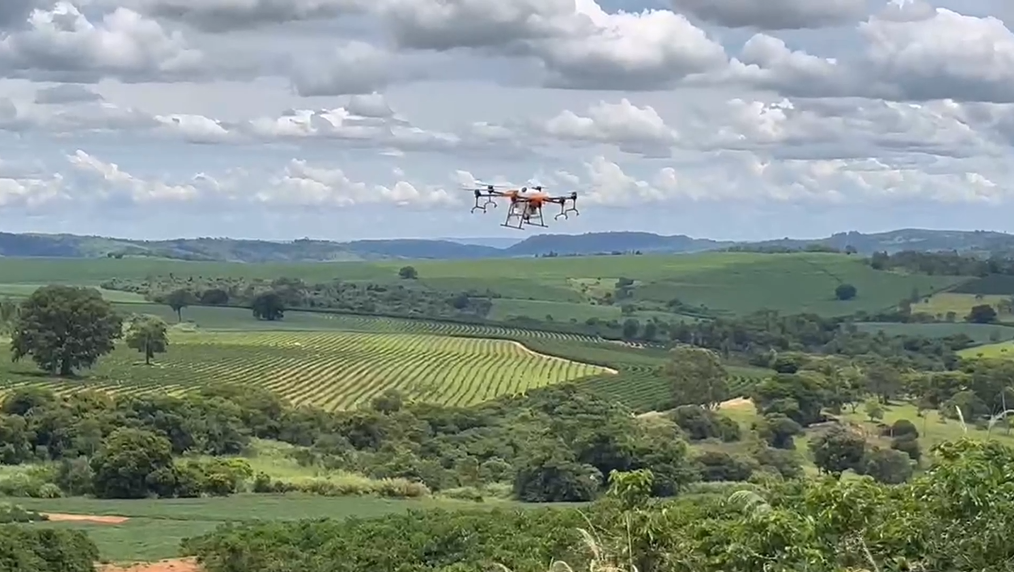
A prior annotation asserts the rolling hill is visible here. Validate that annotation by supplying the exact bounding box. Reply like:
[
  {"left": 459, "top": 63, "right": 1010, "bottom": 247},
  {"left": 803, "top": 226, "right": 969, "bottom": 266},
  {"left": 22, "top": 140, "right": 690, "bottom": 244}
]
[{"left": 1, "top": 228, "right": 1012, "bottom": 262}]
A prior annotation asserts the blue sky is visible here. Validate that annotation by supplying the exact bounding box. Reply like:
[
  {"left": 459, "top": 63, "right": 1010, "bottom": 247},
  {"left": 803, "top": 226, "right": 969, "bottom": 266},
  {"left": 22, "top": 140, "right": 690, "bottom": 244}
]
[{"left": 0, "top": 0, "right": 1012, "bottom": 241}]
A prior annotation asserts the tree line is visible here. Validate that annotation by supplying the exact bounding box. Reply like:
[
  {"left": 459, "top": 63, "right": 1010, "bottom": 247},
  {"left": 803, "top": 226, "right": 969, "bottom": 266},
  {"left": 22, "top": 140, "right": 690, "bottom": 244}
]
[{"left": 182, "top": 438, "right": 1014, "bottom": 572}]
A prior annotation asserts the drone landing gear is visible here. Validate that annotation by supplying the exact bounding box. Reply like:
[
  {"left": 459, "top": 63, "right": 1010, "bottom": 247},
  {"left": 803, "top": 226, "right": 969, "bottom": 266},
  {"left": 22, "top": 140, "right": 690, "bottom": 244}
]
[
  {"left": 502, "top": 203, "right": 547, "bottom": 230},
  {"left": 470, "top": 190, "right": 497, "bottom": 213}
]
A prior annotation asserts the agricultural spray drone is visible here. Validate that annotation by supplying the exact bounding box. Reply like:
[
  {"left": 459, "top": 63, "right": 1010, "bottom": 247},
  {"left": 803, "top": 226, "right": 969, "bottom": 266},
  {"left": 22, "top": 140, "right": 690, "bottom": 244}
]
[{"left": 463, "top": 183, "right": 580, "bottom": 230}]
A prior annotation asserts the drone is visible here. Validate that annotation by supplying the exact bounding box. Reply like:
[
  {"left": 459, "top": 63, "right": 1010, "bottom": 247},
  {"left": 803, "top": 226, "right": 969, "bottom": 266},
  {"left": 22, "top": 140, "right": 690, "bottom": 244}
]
[{"left": 465, "top": 183, "right": 579, "bottom": 230}]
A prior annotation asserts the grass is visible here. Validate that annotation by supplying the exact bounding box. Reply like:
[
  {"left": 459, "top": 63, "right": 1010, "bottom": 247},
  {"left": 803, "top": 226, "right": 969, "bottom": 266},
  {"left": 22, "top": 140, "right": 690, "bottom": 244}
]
[
  {"left": 0, "top": 251, "right": 969, "bottom": 317},
  {"left": 630, "top": 253, "right": 965, "bottom": 316},
  {"left": 15, "top": 494, "right": 523, "bottom": 563},
  {"left": 912, "top": 293, "right": 1014, "bottom": 322},
  {"left": 0, "top": 328, "right": 610, "bottom": 409},
  {"left": 957, "top": 340, "right": 1014, "bottom": 359},
  {"left": 853, "top": 322, "right": 1014, "bottom": 343}
]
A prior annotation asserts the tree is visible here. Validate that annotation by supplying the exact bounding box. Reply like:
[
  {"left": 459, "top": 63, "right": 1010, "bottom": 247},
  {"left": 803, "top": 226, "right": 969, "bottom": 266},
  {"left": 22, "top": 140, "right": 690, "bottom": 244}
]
[
  {"left": 90, "top": 427, "right": 175, "bottom": 499},
  {"left": 863, "top": 397, "right": 884, "bottom": 422},
  {"left": 251, "top": 292, "right": 285, "bottom": 321},
  {"left": 809, "top": 425, "right": 867, "bottom": 477},
  {"left": 125, "top": 315, "right": 169, "bottom": 365},
  {"left": 967, "top": 304, "right": 998, "bottom": 324},
  {"left": 199, "top": 288, "right": 229, "bottom": 306},
  {"left": 0, "top": 297, "right": 18, "bottom": 333},
  {"left": 398, "top": 266, "right": 418, "bottom": 279},
  {"left": 835, "top": 283, "right": 857, "bottom": 300},
  {"left": 663, "top": 346, "right": 729, "bottom": 409},
  {"left": 754, "top": 413, "right": 802, "bottom": 449},
  {"left": 10, "top": 286, "right": 123, "bottom": 376},
  {"left": 862, "top": 447, "right": 913, "bottom": 484},
  {"left": 165, "top": 289, "right": 196, "bottom": 322}
]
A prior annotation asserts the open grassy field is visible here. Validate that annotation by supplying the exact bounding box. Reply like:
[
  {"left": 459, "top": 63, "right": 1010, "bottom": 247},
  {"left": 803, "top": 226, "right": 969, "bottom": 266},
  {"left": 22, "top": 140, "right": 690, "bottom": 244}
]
[
  {"left": 912, "top": 293, "right": 1014, "bottom": 322},
  {"left": 957, "top": 340, "right": 1014, "bottom": 359},
  {"left": 0, "top": 251, "right": 969, "bottom": 317},
  {"left": 14, "top": 494, "right": 530, "bottom": 563},
  {"left": 853, "top": 321, "right": 1014, "bottom": 343}
]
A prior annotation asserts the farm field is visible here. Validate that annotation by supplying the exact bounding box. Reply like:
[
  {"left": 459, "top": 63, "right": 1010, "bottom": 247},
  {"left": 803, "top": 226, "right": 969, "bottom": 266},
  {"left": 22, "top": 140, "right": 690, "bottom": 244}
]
[
  {"left": 14, "top": 494, "right": 534, "bottom": 562},
  {"left": 853, "top": 321, "right": 1014, "bottom": 343},
  {"left": 957, "top": 340, "right": 1014, "bottom": 359},
  {"left": 486, "top": 298, "right": 698, "bottom": 324},
  {"left": 912, "top": 293, "right": 1014, "bottom": 322},
  {"left": 0, "top": 251, "right": 970, "bottom": 317},
  {"left": 0, "top": 328, "right": 611, "bottom": 409}
]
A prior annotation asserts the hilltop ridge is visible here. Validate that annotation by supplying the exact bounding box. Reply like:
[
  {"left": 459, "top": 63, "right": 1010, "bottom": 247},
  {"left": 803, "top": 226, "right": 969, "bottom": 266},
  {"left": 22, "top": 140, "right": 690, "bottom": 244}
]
[{"left": 0, "top": 228, "right": 1011, "bottom": 262}]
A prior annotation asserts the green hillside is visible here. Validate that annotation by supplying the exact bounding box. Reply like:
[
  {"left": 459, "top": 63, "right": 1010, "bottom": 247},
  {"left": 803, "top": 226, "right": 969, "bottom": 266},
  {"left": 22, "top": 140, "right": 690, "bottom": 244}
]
[{"left": 0, "top": 251, "right": 967, "bottom": 318}]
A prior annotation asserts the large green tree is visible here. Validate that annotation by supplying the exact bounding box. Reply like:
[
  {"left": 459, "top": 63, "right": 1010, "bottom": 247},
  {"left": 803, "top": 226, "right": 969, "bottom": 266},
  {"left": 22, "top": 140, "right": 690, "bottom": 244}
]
[
  {"left": 125, "top": 315, "right": 169, "bottom": 365},
  {"left": 165, "top": 289, "right": 196, "bottom": 322},
  {"left": 10, "top": 286, "right": 123, "bottom": 376},
  {"left": 251, "top": 291, "right": 285, "bottom": 321},
  {"left": 90, "top": 427, "right": 175, "bottom": 499},
  {"left": 663, "top": 346, "right": 730, "bottom": 409}
]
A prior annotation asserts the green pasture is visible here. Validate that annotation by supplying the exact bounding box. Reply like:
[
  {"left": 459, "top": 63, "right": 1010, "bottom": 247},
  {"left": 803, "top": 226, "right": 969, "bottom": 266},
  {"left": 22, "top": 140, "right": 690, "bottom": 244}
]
[
  {"left": 487, "top": 298, "right": 698, "bottom": 324},
  {"left": 17, "top": 494, "right": 520, "bottom": 563},
  {"left": 630, "top": 254, "right": 965, "bottom": 316},
  {"left": 913, "top": 293, "right": 1014, "bottom": 322},
  {"left": 0, "top": 251, "right": 969, "bottom": 317},
  {"left": 958, "top": 340, "right": 1014, "bottom": 359},
  {"left": 853, "top": 322, "right": 1014, "bottom": 343}
]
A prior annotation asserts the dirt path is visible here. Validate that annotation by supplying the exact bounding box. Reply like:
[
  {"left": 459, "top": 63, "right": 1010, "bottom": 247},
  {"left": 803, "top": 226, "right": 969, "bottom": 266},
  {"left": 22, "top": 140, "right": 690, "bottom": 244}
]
[
  {"left": 99, "top": 558, "right": 200, "bottom": 572},
  {"left": 510, "top": 341, "right": 619, "bottom": 374},
  {"left": 718, "top": 397, "right": 753, "bottom": 410},
  {"left": 44, "top": 513, "right": 129, "bottom": 525}
]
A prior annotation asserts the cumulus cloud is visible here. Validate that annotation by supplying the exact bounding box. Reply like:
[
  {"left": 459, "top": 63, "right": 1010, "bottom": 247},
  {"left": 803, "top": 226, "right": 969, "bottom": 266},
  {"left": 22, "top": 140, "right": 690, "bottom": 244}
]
[
  {"left": 61, "top": 150, "right": 458, "bottom": 209},
  {"left": 289, "top": 41, "right": 402, "bottom": 96},
  {"left": 537, "top": 99, "right": 679, "bottom": 156},
  {"left": 68, "top": 149, "right": 200, "bottom": 202},
  {"left": 539, "top": 153, "right": 1012, "bottom": 207},
  {"left": 731, "top": 7, "right": 1014, "bottom": 103},
  {"left": 0, "top": 93, "right": 486, "bottom": 153},
  {"left": 669, "top": 0, "right": 867, "bottom": 29},
  {"left": 0, "top": 2, "right": 207, "bottom": 82}
]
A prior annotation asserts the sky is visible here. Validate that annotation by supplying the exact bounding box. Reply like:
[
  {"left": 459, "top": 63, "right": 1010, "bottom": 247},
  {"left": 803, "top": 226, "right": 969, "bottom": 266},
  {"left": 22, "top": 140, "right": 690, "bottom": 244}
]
[{"left": 0, "top": 0, "right": 1013, "bottom": 242}]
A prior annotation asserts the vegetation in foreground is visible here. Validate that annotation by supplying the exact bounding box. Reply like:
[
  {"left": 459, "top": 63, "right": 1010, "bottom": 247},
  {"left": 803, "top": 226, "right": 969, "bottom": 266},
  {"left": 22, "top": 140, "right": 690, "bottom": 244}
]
[
  {"left": 176, "top": 438, "right": 1014, "bottom": 571},
  {"left": 3, "top": 249, "right": 1014, "bottom": 569}
]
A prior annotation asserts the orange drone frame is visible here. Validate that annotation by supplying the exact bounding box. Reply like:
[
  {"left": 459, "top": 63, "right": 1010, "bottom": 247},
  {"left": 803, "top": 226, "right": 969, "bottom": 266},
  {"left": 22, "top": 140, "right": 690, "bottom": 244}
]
[{"left": 467, "top": 184, "right": 579, "bottom": 230}]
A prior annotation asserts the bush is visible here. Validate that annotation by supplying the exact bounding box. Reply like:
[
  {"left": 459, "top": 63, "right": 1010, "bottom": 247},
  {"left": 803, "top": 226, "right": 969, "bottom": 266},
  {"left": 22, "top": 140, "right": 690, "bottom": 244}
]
[
  {"left": 693, "top": 451, "right": 754, "bottom": 482},
  {"left": 891, "top": 435, "right": 922, "bottom": 462},
  {"left": 0, "top": 527, "right": 97, "bottom": 572}
]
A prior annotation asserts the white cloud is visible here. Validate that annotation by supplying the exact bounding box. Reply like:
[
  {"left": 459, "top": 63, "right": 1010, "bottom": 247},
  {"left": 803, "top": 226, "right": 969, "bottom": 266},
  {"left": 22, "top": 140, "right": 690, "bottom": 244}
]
[
  {"left": 68, "top": 149, "right": 200, "bottom": 202},
  {"left": 730, "top": 7, "right": 1014, "bottom": 103},
  {"left": 1, "top": 0, "right": 1014, "bottom": 239},
  {"left": 0, "top": 2, "right": 207, "bottom": 82},
  {"left": 538, "top": 99, "right": 679, "bottom": 156}
]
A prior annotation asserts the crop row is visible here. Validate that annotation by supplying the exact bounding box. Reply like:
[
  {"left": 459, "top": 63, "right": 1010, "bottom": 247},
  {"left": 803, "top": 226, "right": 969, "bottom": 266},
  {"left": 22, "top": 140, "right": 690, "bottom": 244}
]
[
  {"left": 0, "top": 331, "right": 608, "bottom": 410},
  {"left": 311, "top": 313, "right": 599, "bottom": 342}
]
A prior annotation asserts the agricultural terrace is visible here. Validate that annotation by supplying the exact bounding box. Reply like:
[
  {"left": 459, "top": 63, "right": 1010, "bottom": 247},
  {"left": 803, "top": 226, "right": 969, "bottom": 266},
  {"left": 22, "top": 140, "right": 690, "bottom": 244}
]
[{"left": 0, "top": 251, "right": 968, "bottom": 318}]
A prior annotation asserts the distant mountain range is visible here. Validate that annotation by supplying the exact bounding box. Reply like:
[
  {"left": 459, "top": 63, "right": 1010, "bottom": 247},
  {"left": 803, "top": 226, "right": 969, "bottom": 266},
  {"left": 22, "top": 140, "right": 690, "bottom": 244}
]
[{"left": 1, "top": 229, "right": 1013, "bottom": 262}]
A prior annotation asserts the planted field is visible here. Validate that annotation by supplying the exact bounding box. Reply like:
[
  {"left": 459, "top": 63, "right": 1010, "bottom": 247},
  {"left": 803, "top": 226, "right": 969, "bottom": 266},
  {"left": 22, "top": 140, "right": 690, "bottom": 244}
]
[
  {"left": 0, "top": 251, "right": 968, "bottom": 317},
  {"left": 0, "top": 330, "right": 611, "bottom": 409},
  {"left": 853, "top": 322, "right": 1014, "bottom": 343}
]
